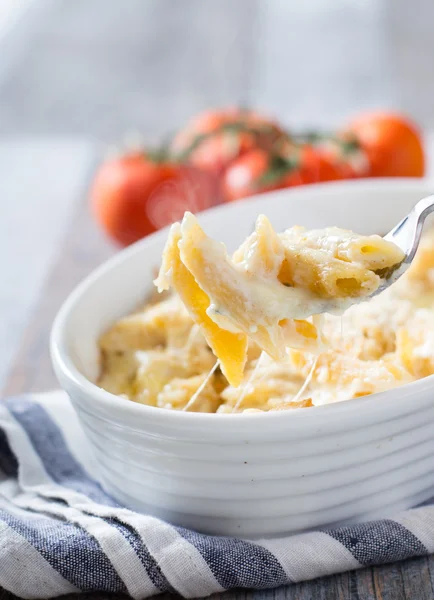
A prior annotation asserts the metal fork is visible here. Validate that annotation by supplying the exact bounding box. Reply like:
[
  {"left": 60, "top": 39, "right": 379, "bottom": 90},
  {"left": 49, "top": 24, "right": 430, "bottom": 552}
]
[{"left": 373, "top": 194, "right": 434, "bottom": 296}]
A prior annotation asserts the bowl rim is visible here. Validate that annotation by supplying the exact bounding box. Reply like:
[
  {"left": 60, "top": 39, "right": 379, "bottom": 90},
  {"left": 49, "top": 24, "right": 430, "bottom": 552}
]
[{"left": 50, "top": 177, "right": 434, "bottom": 424}]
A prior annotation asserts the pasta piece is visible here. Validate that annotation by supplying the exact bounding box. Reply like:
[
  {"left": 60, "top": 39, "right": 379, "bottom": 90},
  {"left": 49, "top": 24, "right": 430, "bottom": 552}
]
[
  {"left": 155, "top": 223, "right": 248, "bottom": 387},
  {"left": 131, "top": 350, "right": 190, "bottom": 406},
  {"left": 178, "top": 213, "right": 289, "bottom": 360},
  {"left": 399, "top": 230, "right": 434, "bottom": 302},
  {"left": 279, "top": 317, "right": 325, "bottom": 353},
  {"left": 281, "top": 226, "right": 405, "bottom": 272},
  {"left": 237, "top": 216, "right": 381, "bottom": 301},
  {"left": 267, "top": 398, "right": 314, "bottom": 411},
  {"left": 99, "top": 295, "right": 192, "bottom": 353},
  {"left": 221, "top": 377, "right": 303, "bottom": 412},
  {"left": 240, "top": 399, "right": 313, "bottom": 413},
  {"left": 396, "top": 311, "right": 434, "bottom": 378},
  {"left": 179, "top": 213, "right": 326, "bottom": 359},
  {"left": 98, "top": 351, "right": 140, "bottom": 398},
  {"left": 129, "top": 343, "right": 215, "bottom": 404},
  {"left": 232, "top": 214, "right": 285, "bottom": 278},
  {"left": 278, "top": 246, "right": 381, "bottom": 298}
]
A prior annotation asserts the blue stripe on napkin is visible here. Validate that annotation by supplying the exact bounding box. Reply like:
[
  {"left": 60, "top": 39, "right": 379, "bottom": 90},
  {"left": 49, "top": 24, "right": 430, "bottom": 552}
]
[
  {"left": 6, "top": 396, "right": 117, "bottom": 506},
  {"left": 0, "top": 508, "right": 127, "bottom": 593},
  {"left": 0, "top": 428, "right": 18, "bottom": 477},
  {"left": 328, "top": 520, "right": 427, "bottom": 565},
  {"left": 178, "top": 527, "right": 288, "bottom": 589},
  {"left": 105, "top": 517, "right": 175, "bottom": 593}
]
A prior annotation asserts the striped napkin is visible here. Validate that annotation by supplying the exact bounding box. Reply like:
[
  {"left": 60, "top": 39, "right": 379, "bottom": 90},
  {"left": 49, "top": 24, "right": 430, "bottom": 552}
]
[{"left": 0, "top": 392, "right": 433, "bottom": 599}]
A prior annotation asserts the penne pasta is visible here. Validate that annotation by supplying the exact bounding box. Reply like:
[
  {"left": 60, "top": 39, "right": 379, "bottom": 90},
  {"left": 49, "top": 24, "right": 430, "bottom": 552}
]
[{"left": 97, "top": 215, "right": 434, "bottom": 414}]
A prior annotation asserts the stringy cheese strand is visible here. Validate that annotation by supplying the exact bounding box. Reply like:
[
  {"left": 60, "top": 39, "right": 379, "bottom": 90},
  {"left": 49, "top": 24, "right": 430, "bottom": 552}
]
[
  {"left": 183, "top": 361, "right": 219, "bottom": 412},
  {"left": 232, "top": 352, "right": 266, "bottom": 413},
  {"left": 291, "top": 355, "right": 319, "bottom": 404}
]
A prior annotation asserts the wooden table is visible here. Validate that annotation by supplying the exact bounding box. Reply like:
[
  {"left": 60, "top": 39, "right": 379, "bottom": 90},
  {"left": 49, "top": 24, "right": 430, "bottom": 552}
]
[{"left": 2, "top": 1, "right": 434, "bottom": 598}]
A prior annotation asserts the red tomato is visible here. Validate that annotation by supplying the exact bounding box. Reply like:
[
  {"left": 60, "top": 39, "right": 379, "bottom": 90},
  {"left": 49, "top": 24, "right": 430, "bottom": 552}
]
[
  {"left": 298, "top": 145, "right": 350, "bottom": 183},
  {"left": 223, "top": 144, "right": 354, "bottom": 203},
  {"left": 171, "top": 108, "right": 289, "bottom": 176},
  {"left": 91, "top": 153, "right": 219, "bottom": 246},
  {"left": 222, "top": 148, "right": 305, "bottom": 202},
  {"left": 345, "top": 112, "right": 425, "bottom": 177},
  {"left": 301, "top": 133, "right": 370, "bottom": 179}
]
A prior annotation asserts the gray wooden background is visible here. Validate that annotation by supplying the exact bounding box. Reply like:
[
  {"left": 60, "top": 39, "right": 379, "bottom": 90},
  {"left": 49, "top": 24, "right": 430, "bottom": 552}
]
[
  {"left": 1, "top": 0, "right": 434, "bottom": 140},
  {"left": 1, "top": 1, "right": 434, "bottom": 599}
]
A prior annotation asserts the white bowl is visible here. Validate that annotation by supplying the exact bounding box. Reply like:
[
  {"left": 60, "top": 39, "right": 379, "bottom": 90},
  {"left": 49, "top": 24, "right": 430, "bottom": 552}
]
[{"left": 51, "top": 179, "right": 434, "bottom": 538}]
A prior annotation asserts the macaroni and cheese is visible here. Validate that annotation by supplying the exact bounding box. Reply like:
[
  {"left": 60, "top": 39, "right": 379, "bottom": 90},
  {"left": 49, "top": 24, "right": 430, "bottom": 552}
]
[{"left": 98, "top": 214, "right": 433, "bottom": 413}]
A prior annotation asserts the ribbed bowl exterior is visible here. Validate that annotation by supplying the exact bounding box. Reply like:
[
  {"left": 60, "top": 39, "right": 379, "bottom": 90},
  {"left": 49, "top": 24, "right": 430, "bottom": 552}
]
[
  {"left": 51, "top": 180, "right": 434, "bottom": 538},
  {"left": 55, "top": 365, "right": 434, "bottom": 537}
]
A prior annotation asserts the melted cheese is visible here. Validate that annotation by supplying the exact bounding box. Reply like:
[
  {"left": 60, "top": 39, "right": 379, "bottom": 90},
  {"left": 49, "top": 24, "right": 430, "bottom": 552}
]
[
  {"left": 97, "top": 214, "right": 433, "bottom": 414},
  {"left": 154, "top": 212, "right": 404, "bottom": 384}
]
